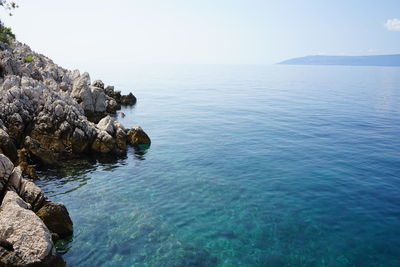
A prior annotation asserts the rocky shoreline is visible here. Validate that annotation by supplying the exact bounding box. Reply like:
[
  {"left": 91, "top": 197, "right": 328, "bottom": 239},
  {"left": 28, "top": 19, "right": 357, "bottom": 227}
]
[{"left": 0, "top": 41, "right": 150, "bottom": 266}]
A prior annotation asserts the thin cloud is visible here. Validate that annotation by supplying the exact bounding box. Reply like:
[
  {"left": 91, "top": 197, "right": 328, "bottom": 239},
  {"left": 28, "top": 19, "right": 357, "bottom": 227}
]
[{"left": 385, "top": 18, "right": 400, "bottom": 31}]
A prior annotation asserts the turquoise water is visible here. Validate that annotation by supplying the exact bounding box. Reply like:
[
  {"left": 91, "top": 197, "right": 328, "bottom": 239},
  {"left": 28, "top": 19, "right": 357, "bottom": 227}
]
[{"left": 36, "top": 65, "right": 400, "bottom": 266}]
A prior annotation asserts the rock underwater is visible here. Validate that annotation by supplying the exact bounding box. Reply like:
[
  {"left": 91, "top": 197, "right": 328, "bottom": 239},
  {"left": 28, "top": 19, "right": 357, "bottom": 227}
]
[{"left": 0, "top": 40, "right": 150, "bottom": 265}]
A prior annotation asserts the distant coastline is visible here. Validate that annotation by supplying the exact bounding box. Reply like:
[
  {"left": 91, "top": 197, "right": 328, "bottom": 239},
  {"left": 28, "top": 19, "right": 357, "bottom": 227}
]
[{"left": 278, "top": 54, "right": 400, "bottom": 67}]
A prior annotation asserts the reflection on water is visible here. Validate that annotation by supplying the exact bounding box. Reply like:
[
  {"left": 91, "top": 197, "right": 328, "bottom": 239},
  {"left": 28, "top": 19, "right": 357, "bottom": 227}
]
[
  {"left": 133, "top": 146, "right": 150, "bottom": 161},
  {"left": 36, "top": 152, "right": 130, "bottom": 197}
]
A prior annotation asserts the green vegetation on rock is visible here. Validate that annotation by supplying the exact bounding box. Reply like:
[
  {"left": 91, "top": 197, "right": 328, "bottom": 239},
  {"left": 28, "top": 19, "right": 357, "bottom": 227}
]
[
  {"left": 0, "top": 21, "right": 15, "bottom": 45},
  {"left": 24, "top": 55, "right": 33, "bottom": 63}
]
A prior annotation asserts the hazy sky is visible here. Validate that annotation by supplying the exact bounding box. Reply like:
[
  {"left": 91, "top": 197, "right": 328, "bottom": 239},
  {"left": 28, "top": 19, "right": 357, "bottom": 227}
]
[{"left": 2, "top": 0, "right": 400, "bottom": 69}]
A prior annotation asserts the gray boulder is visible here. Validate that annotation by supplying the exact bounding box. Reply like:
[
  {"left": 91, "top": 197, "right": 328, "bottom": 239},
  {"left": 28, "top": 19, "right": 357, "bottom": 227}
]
[{"left": 0, "top": 191, "right": 64, "bottom": 266}]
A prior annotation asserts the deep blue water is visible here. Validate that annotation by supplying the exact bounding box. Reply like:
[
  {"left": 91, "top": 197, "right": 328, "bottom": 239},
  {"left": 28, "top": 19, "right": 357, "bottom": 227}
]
[{"left": 36, "top": 65, "right": 400, "bottom": 266}]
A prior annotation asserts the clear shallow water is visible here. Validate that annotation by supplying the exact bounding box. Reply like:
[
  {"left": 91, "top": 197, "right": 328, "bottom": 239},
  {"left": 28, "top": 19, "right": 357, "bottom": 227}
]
[{"left": 36, "top": 65, "right": 400, "bottom": 266}]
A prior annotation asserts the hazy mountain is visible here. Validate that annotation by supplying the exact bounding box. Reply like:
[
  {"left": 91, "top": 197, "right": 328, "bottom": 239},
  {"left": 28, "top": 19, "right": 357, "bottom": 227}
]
[{"left": 279, "top": 54, "right": 400, "bottom": 66}]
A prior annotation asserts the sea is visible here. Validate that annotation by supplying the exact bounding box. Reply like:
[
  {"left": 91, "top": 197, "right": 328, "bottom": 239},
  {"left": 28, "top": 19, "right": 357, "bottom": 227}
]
[{"left": 36, "top": 64, "right": 400, "bottom": 266}]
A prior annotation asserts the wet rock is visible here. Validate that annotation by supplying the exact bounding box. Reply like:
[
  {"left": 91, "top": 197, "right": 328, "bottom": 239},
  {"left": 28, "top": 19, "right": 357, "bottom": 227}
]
[
  {"left": 0, "top": 191, "right": 63, "bottom": 266},
  {"left": 127, "top": 126, "right": 151, "bottom": 148},
  {"left": 36, "top": 202, "right": 73, "bottom": 238}
]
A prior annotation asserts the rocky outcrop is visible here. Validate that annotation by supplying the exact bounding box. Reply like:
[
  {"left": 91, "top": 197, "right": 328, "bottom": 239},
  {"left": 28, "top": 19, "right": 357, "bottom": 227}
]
[
  {"left": 0, "top": 154, "right": 13, "bottom": 194},
  {"left": 0, "top": 191, "right": 64, "bottom": 267},
  {"left": 0, "top": 40, "right": 149, "bottom": 168},
  {"left": 91, "top": 116, "right": 128, "bottom": 153},
  {"left": 0, "top": 40, "right": 151, "bottom": 265},
  {"left": 0, "top": 153, "right": 71, "bottom": 266},
  {"left": 0, "top": 127, "right": 17, "bottom": 163},
  {"left": 120, "top": 92, "right": 137, "bottom": 105},
  {"left": 127, "top": 126, "right": 151, "bottom": 148}
]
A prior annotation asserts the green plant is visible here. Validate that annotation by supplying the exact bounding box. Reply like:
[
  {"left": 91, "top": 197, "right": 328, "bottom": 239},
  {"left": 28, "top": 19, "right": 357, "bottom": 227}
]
[
  {"left": 0, "top": 21, "right": 15, "bottom": 44},
  {"left": 24, "top": 55, "right": 33, "bottom": 63}
]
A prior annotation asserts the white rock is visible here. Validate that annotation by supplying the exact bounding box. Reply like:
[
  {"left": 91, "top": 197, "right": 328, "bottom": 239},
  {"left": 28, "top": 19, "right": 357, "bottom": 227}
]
[
  {"left": 0, "top": 191, "right": 58, "bottom": 266},
  {"left": 97, "top": 115, "right": 115, "bottom": 135}
]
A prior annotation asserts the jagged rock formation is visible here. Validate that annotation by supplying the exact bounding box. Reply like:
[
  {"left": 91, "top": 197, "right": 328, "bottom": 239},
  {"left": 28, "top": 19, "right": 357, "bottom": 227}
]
[
  {"left": 0, "top": 41, "right": 150, "bottom": 170},
  {"left": 0, "top": 154, "right": 67, "bottom": 266},
  {"left": 0, "top": 40, "right": 151, "bottom": 265}
]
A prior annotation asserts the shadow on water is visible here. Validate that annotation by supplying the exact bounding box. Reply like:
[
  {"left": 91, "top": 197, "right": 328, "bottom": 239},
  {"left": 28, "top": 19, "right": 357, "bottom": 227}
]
[
  {"left": 34, "top": 151, "right": 134, "bottom": 198},
  {"left": 35, "top": 145, "right": 150, "bottom": 189},
  {"left": 132, "top": 145, "right": 150, "bottom": 161}
]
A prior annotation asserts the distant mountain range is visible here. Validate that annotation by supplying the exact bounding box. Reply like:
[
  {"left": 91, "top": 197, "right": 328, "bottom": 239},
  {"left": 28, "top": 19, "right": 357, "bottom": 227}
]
[{"left": 279, "top": 54, "right": 400, "bottom": 67}]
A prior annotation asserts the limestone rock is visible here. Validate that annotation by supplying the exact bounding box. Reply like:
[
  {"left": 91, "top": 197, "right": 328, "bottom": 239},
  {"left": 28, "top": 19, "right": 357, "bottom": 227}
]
[
  {"left": 91, "top": 130, "right": 116, "bottom": 153},
  {"left": 0, "top": 38, "right": 145, "bottom": 182},
  {"left": 97, "top": 115, "right": 115, "bottom": 135},
  {"left": 127, "top": 126, "right": 151, "bottom": 148},
  {"left": 24, "top": 136, "right": 58, "bottom": 165},
  {"left": 91, "top": 85, "right": 106, "bottom": 113},
  {"left": 71, "top": 72, "right": 94, "bottom": 112},
  {"left": 36, "top": 202, "right": 73, "bottom": 238},
  {"left": 0, "top": 153, "right": 14, "bottom": 182},
  {"left": 106, "top": 96, "right": 119, "bottom": 113},
  {"left": 71, "top": 127, "right": 89, "bottom": 153},
  {"left": 91, "top": 116, "right": 128, "bottom": 154},
  {"left": 19, "top": 178, "right": 46, "bottom": 212},
  {"left": 7, "top": 166, "right": 24, "bottom": 193},
  {"left": 0, "top": 128, "right": 17, "bottom": 163},
  {"left": 0, "top": 191, "right": 64, "bottom": 266}
]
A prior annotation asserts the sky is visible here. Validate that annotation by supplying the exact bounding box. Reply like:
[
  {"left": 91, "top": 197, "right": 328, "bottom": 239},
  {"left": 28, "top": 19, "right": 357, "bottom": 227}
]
[{"left": 1, "top": 0, "right": 400, "bottom": 69}]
